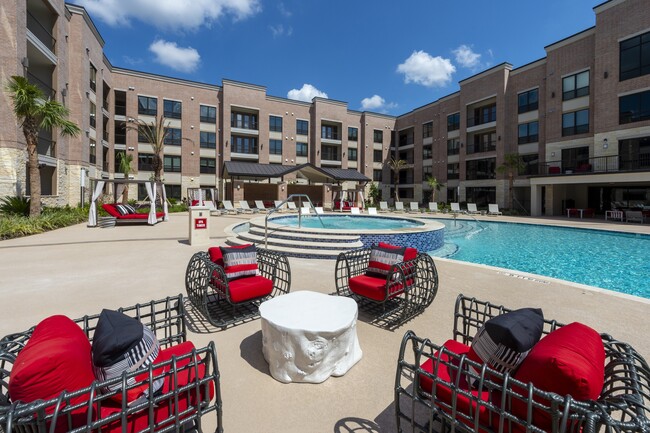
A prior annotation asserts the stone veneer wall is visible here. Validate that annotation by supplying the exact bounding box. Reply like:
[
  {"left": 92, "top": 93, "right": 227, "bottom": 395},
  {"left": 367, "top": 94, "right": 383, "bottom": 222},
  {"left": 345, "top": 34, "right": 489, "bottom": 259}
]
[{"left": 0, "top": 147, "right": 27, "bottom": 197}]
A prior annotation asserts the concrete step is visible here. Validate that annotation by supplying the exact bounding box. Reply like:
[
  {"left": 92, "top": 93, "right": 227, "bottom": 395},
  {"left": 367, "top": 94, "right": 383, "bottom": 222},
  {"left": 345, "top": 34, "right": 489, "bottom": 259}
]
[
  {"left": 247, "top": 226, "right": 360, "bottom": 243},
  {"left": 226, "top": 237, "right": 345, "bottom": 259},
  {"left": 235, "top": 231, "right": 363, "bottom": 250}
]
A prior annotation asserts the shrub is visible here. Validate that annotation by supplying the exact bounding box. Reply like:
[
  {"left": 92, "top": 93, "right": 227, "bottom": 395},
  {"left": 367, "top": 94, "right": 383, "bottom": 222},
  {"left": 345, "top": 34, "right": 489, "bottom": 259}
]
[
  {"left": 0, "top": 196, "right": 30, "bottom": 216},
  {"left": 0, "top": 205, "right": 88, "bottom": 240}
]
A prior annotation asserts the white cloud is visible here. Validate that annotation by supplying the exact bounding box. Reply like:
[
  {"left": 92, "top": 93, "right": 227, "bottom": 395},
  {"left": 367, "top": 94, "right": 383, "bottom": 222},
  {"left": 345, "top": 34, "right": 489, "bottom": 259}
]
[
  {"left": 278, "top": 2, "right": 292, "bottom": 17},
  {"left": 360, "top": 94, "right": 397, "bottom": 112},
  {"left": 396, "top": 50, "right": 456, "bottom": 87},
  {"left": 269, "top": 24, "right": 293, "bottom": 38},
  {"left": 453, "top": 44, "right": 481, "bottom": 69},
  {"left": 287, "top": 84, "right": 328, "bottom": 102},
  {"left": 77, "top": 0, "right": 261, "bottom": 31},
  {"left": 149, "top": 40, "right": 200, "bottom": 73}
]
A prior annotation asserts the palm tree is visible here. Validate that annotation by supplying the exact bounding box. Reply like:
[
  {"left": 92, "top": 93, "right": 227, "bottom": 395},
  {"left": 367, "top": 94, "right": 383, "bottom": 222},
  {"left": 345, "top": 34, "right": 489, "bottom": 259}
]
[
  {"left": 386, "top": 157, "right": 407, "bottom": 202},
  {"left": 117, "top": 151, "right": 133, "bottom": 204},
  {"left": 125, "top": 115, "right": 170, "bottom": 183},
  {"left": 425, "top": 176, "right": 445, "bottom": 203},
  {"left": 497, "top": 153, "right": 525, "bottom": 210},
  {"left": 7, "top": 76, "right": 80, "bottom": 217}
]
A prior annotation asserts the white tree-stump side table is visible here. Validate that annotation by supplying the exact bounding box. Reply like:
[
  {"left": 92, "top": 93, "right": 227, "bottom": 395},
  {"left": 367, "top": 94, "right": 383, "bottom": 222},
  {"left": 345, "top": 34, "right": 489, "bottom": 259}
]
[{"left": 259, "top": 291, "right": 363, "bottom": 383}]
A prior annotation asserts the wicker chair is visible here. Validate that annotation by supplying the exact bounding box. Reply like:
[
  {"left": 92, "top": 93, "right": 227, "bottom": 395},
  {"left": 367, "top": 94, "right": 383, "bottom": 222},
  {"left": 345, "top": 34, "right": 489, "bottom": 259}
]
[
  {"left": 0, "top": 295, "right": 223, "bottom": 433},
  {"left": 395, "top": 294, "right": 650, "bottom": 433},
  {"left": 334, "top": 245, "right": 438, "bottom": 328},
  {"left": 185, "top": 247, "right": 291, "bottom": 329}
]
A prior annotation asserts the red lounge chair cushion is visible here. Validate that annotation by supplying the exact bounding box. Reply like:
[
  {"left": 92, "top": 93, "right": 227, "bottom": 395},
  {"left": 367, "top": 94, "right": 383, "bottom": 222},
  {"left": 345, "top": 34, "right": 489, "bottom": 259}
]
[
  {"left": 102, "top": 203, "right": 122, "bottom": 218},
  {"left": 549, "top": 166, "right": 561, "bottom": 174},
  {"left": 102, "top": 204, "right": 163, "bottom": 220},
  {"left": 419, "top": 339, "right": 492, "bottom": 430},
  {"left": 348, "top": 274, "right": 405, "bottom": 301},
  {"left": 510, "top": 322, "right": 605, "bottom": 430},
  {"left": 220, "top": 244, "right": 258, "bottom": 280},
  {"left": 9, "top": 315, "right": 95, "bottom": 406},
  {"left": 98, "top": 341, "right": 215, "bottom": 433},
  {"left": 366, "top": 244, "right": 405, "bottom": 278},
  {"left": 227, "top": 275, "right": 274, "bottom": 303}
]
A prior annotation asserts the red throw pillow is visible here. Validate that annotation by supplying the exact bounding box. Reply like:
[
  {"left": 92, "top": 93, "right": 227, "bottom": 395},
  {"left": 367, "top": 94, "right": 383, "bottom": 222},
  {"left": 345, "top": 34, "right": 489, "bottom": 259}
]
[
  {"left": 9, "top": 316, "right": 95, "bottom": 405},
  {"left": 219, "top": 244, "right": 258, "bottom": 280},
  {"left": 366, "top": 244, "right": 405, "bottom": 278}
]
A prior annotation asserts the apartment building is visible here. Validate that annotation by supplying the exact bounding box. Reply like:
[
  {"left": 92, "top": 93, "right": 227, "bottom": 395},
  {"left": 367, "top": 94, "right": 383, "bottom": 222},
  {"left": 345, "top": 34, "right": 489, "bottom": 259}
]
[{"left": 1, "top": 0, "right": 649, "bottom": 216}]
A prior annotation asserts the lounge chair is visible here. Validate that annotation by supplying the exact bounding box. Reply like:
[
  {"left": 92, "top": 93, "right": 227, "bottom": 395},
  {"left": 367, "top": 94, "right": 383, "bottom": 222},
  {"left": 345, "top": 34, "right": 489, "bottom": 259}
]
[
  {"left": 450, "top": 202, "right": 464, "bottom": 214},
  {"left": 286, "top": 202, "right": 299, "bottom": 212},
  {"left": 300, "top": 206, "right": 311, "bottom": 215},
  {"left": 239, "top": 200, "right": 259, "bottom": 214},
  {"left": 222, "top": 200, "right": 241, "bottom": 215},
  {"left": 379, "top": 201, "right": 390, "bottom": 213},
  {"left": 626, "top": 211, "right": 644, "bottom": 223},
  {"left": 408, "top": 202, "right": 420, "bottom": 213},
  {"left": 467, "top": 203, "right": 480, "bottom": 214},
  {"left": 428, "top": 202, "right": 438, "bottom": 213},
  {"left": 350, "top": 207, "right": 361, "bottom": 214},
  {"left": 315, "top": 207, "right": 325, "bottom": 215},
  {"left": 274, "top": 200, "right": 287, "bottom": 212},
  {"left": 394, "top": 202, "right": 405, "bottom": 212},
  {"left": 488, "top": 203, "right": 502, "bottom": 216},
  {"left": 368, "top": 207, "right": 377, "bottom": 215},
  {"left": 254, "top": 200, "right": 268, "bottom": 212}
]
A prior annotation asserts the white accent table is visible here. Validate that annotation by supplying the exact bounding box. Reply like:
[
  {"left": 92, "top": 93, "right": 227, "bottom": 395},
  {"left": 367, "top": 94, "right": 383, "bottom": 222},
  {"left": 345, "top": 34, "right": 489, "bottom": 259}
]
[{"left": 259, "top": 291, "right": 362, "bottom": 383}]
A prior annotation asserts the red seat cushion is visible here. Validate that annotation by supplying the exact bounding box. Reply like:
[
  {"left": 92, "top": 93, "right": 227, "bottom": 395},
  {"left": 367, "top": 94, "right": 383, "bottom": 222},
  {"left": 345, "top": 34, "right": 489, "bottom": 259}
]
[
  {"left": 98, "top": 341, "right": 215, "bottom": 433},
  {"left": 102, "top": 204, "right": 122, "bottom": 218},
  {"left": 349, "top": 274, "right": 406, "bottom": 301},
  {"left": 208, "top": 244, "right": 254, "bottom": 269},
  {"left": 419, "top": 339, "right": 492, "bottom": 431},
  {"left": 227, "top": 275, "right": 274, "bottom": 303}
]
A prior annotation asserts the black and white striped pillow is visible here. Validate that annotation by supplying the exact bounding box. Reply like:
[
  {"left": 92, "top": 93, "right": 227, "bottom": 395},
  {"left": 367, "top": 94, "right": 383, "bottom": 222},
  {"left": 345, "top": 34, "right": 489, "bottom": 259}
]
[
  {"left": 115, "top": 204, "right": 130, "bottom": 215},
  {"left": 124, "top": 204, "right": 136, "bottom": 214}
]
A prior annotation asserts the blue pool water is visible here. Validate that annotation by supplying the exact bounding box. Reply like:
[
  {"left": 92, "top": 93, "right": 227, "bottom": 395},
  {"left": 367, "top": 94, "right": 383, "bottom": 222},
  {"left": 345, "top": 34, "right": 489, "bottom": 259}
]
[
  {"left": 429, "top": 219, "right": 650, "bottom": 299},
  {"left": 270, "top": 215, "right": 423, "bottom": 230}
]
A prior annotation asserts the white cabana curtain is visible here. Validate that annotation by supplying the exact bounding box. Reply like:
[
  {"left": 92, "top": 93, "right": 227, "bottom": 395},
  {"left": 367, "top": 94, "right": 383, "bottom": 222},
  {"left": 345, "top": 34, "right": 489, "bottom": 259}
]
[
  {"left": 161, "top": 184, "right": 169, "bottom": 221},
  {"left": 87, "top": 180, "right": 105, "bottom": 227},
  {"left": 358, "top": 190, "right": 365, "bottom": 209},
  {"left": 145, "top": 181, "right": 157, "bottom": 225}
]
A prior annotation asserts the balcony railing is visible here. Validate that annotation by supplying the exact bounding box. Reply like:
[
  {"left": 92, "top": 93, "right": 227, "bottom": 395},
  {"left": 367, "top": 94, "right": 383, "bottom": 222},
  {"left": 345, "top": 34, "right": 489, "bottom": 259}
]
[
  {"left": 27, "top": 11, "right": 56, "bottom": 52},
  {"left": 37, "top": 137, "right": 56, "bottom": 157},
  {"left": 467, "top": 114, "right": 496, "bottom": 127},
  {"left": 27, "top": 72, "right": 55, "bottom": 99},
  {"left": 114, "top": 133, "right": 126, "bottom": 145},
  {"left": 541, "top": 154, "right": 650, "bottom": 175},
  {"left": 231, "top": 120, "right": 258, "bottom": 130},
  {"left": 467, "top": 141, "right": 497, "bottom": 154},
  {"left": 103, "top": 131, "right": 109, "bottom": 142},
  {"left": 232, "top": 144, "right": 258, "bottom": 154},
  {"left": 321, "top": 132, "right": 341, "bottom": 140},
  {"left": 114, "top": 105, "right": 126, "bottom": 116}
]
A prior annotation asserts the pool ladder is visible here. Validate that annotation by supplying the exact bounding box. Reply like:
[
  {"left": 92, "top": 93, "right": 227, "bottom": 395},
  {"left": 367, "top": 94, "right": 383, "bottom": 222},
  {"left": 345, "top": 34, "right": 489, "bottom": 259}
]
[{"left": 264, "top": 194, "right": 325, "bottom": 249}]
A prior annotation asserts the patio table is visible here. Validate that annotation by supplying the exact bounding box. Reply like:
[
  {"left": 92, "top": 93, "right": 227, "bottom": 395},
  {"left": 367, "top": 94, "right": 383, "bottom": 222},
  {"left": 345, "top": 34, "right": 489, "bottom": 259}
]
[{"left": 260, "top": 291, "right": 362, "bottom": 383}]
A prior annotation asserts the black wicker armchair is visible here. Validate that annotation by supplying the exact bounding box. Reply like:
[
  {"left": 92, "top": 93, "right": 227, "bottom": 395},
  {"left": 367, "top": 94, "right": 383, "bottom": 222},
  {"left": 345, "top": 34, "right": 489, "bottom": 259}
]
[
  {"left": 0, "top": 295, "right": 223, "bottom": 433},
  {"left": 185, "top": 246, "right": 291, "bottom": 329},
  {"left": 395, "top": 294, "right": 650, "bottom": 433},
  {"left": 334, "top": 245, "right": 438, "bottom": 327}
]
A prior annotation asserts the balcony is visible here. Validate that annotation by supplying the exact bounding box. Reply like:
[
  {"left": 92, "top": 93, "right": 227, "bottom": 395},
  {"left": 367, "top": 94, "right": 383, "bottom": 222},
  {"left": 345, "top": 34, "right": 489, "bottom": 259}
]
[
  {"left": 27, "top": 11, "right": 56, "bottom": 53},
  {"left": 114, "top": 105, "right": 126, "bottom": 117},
  {"left": 27, "top": 71, "right": 55, "bottom": 99},
  {"left": 231, "top": 119, "right": 258, "bottom": 130},
  {"left": 37, "top": 137, "right": 56, "bottom": 157},
  {"left": 540, "top": 154, "right": 650, "bottom": 175},
  {"left": 467, "top": 141, "right": 496, "bottom": 154}
]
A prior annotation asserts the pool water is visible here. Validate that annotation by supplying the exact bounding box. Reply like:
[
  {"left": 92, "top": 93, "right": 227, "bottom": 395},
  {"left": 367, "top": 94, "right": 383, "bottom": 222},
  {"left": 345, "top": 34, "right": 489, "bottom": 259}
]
[
  {"left": 429, "top": 219, "right": 650, "bottom": 299},
  {"left": 270, "top": 215, "right": 423, "bottom": 230}
]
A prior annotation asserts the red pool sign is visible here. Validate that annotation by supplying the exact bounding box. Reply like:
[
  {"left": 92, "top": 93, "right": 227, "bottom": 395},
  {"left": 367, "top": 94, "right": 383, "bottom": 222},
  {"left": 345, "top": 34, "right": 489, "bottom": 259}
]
[{"left": 194, "top": 218, "right": 207, "bottom": 229}]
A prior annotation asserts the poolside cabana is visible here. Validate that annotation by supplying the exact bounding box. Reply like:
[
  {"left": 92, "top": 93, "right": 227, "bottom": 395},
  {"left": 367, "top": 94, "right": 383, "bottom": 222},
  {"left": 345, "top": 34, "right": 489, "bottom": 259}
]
[{"left": 87, "top": 178, "right": 168, "bottom": 226}]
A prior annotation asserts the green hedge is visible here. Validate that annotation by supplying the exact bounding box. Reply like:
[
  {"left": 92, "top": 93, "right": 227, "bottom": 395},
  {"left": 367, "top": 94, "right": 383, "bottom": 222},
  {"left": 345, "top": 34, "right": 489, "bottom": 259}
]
[{"left": 0, "top": 206, "right": 89, "bottom": 240}]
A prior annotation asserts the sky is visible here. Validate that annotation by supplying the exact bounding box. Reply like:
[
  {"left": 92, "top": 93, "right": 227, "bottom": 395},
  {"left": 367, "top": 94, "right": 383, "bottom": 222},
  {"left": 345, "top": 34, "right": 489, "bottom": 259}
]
[{"left": 73, "top": 0, "right": 600, "bottom": 116}]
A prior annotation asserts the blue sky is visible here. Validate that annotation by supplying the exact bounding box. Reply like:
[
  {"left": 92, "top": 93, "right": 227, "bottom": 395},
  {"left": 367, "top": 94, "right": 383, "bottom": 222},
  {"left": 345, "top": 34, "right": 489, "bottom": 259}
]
[{"left": 75, "top": 0, "right": 598, "bottom": 116}]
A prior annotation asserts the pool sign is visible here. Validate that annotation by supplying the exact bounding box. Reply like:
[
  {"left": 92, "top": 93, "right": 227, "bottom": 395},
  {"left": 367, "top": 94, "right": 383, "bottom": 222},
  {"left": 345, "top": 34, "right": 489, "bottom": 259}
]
[{"left": 194, "top": 218, "right": 207, "bottom": 229}]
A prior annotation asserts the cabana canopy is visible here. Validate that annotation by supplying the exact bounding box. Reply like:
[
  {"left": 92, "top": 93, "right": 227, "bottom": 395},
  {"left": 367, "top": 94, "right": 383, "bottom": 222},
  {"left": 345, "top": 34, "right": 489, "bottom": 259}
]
[{"left": 87, "top": 178, "right": 167, "bottom": 226}]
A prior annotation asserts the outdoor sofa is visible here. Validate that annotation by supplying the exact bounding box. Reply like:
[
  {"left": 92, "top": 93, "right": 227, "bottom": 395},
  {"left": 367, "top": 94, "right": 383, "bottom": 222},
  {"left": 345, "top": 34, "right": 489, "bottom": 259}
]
[{"left": 102, "top": 203, "right": 165, "bottom": 223}]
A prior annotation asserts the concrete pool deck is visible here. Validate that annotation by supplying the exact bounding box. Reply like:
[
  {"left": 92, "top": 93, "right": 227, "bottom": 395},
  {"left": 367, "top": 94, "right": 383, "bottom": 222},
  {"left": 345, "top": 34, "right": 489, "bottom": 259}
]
[{"left": 0, "top": 211, "right": 648, "bottom": 433}]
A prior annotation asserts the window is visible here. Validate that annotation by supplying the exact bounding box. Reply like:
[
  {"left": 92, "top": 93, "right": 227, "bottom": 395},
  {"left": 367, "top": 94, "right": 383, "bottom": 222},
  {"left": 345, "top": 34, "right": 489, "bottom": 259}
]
[
  {"left": 466, "top": 158, "right": 496, "bottom": 180},
  {"left": 562, "top": 109, "right": 589, "bottom": 136},
  {"left": 447, "top": 138, "right": 460, "bottom": 155},
  {"left": 231, "top": 111, "right": 258, "bottom": 130},
  {"left": 296, "top": 120, "right": 309, "bottom": 135},
  {"left": 423, "top": 145, "right": 432, "bottom": 159},
  {"left": 619, "top": 90, "right": 650, "bottom": 124},
  {"left": 138, "top": 153, "right": 155, "bottom": 171},
  {"left": 620, "top": 136, "right": 650, "bottom": 170},
  {"left": 321, "top": 145, "right": 338, "bottom": 160},
  {"left": 562, "top": 71, "right": 589, "bottom": 101},
  {"left": 164, "top": 155, "right": 181, "bottom": 173},
  {"left": 561, "top": 146, "right": 589, "bottom": 172},
  {"left": 348, "top": 127, "right": 358, "bottom": 141},
  {"left": 163, "top": 100, "right": 182, "bottom": 119},
  {"left": 138, "top": 125, "right": 150, "bottom": 143},
  {"left": 468, "top": 131, "right": 496, "bottom": 154},
  {"left": 399, "top": 129, "right": 414, "bottom": 147},
  {"left": 469, "top": 104, "right": 496, "bottom": 127},
  {"left": 465, "top": 187, "right": 496, "bottom": 207},
  {"left": 373, "top": 149, "right": 383, "bottom": 163},
  {"left": 296, "top": 142, "right": 308, "bottom": 157},
  {"left": 348, "top": 148, "right": 357, "bottom": 161},
  {"left": 269, "top": 139, "right": 282, "bottom": 155},
  {"left": 199, "top": 131, "right": 216, "bottom": 148},
  {"left": 89, "top": 63, "right": 97, "bottom": 93},
  {"left": 520, "top": 154, "right": 539, "bottom": 175},
  {"left": 518, "top": 121, "right": 539, "bottom": 144},
  {"left": 518, "top": 88, "right": 538, "bottom": 113},
  {"left": 89, "top": 139, "right": 96, "bottom": 164},
  {"left": 321, "top": 125, "right": 339, "bottom": 140},
  {"left": 138, "top": 96, "right": 157, "bottom": 116},
  {"left": 422, "top": 122, "right": 433, "bottom": 138},
  {"left": 200, "top": 157, "right": 216, "bottom": 174},
  {"left": 200, "top": 105, "right": 216, "bottom": 123},
  {"left": 373, "top": 130, "right": 383, "bottom": 143},
  {"left": 447, "top": 163, "right": 459, "bottom": 180},
  {"left": 164, "top": 185, "right": 182, "bottom": 201},
  {"left": 164, "top": 128, "right": 182, "bottom": 146},
  {"left": 89, "top": 102, "right": 96, "bottom": 128},
  {"left": 269, "top": 115, "right": 283, "bottom": 132},
  {"left": 423, "top": 165, "right": 432, "bottom": 178},
  {"left": 620, "top": 31, "right": 650, "bottom": 81},
  {"left": 447, "top": 112, "right": 460, "bottom": 131},
  {"left": 231, "top": 136, "right": 258, "bottom": 154},
  {"left": 373, "top": 169, "right": 382, "bottom": 181}
]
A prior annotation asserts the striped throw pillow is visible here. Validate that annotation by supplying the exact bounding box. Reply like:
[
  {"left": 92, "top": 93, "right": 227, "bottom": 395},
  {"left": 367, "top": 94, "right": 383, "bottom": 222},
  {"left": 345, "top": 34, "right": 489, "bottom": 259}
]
[
  {"left": 124, "top": 204, "right": 136, "bottom": 214},
  {"left": 366, "top": 244, "right": 405, "bottom": 279},
  {"left": 220, "top": 244, "right": 258, "bottom": 280},
  {"left": 115, "top": 204, "right": 130, "bottom": 215}
]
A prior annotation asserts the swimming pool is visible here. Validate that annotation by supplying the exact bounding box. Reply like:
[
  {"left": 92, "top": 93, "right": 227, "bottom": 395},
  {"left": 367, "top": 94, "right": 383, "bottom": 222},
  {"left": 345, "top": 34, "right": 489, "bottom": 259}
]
[
  {"left": 271, "top": 215, "right": 424, "bottom": 230},
  {"left": 428, "top": 219, "right": 650, "bottom": 299}
]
